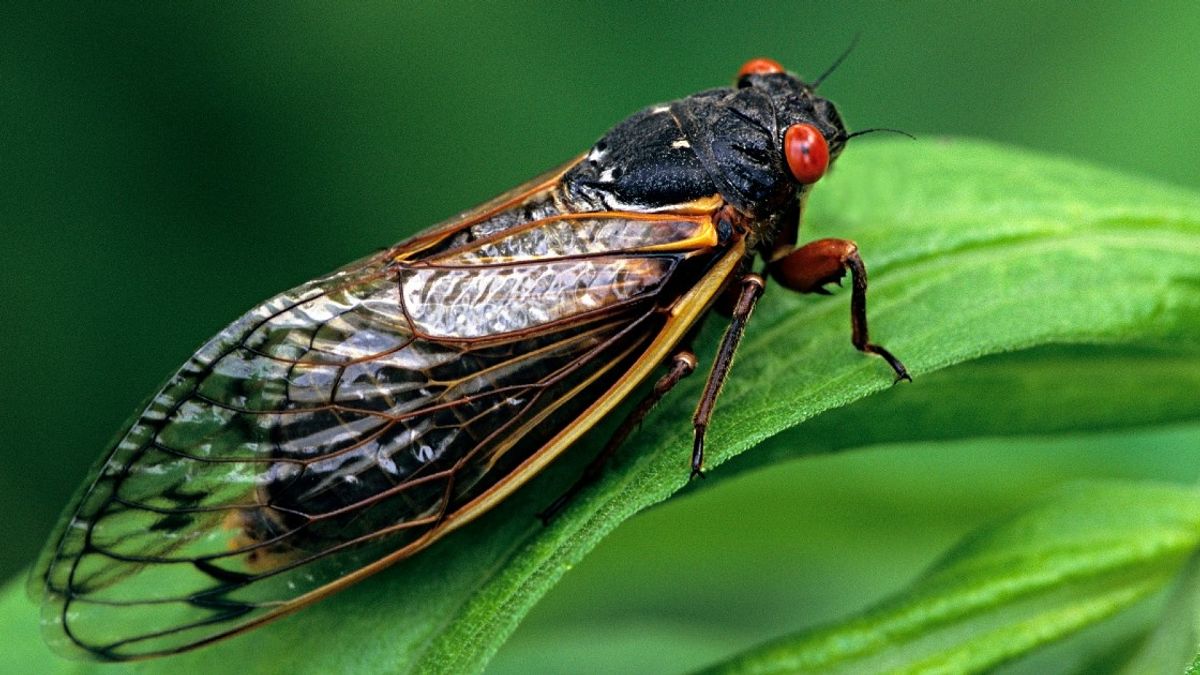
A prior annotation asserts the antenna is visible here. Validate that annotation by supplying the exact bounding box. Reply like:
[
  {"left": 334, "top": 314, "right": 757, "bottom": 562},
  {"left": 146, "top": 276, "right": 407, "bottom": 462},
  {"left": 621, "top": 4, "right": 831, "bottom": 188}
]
[
  {"left": 812, "top": 34, "right": 861, "bottom": 89},
  {"left": 845, "top": 127, "right": 917, "bottom": 141}
]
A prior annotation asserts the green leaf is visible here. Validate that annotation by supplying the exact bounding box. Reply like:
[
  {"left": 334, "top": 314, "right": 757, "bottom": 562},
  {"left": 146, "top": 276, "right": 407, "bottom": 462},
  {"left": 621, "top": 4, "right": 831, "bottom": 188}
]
[
  {"left": 1115, "top": 553, "right": 1200, "bottom": 674},
  {"left": 724, "top": 343, "right": 1200, "bottom": 482},
  {"left": 695, "top": 481, "right": 1200, "bottom": 675},
  {"left": 4, "top": 138, "right": 1200, "bottom": 673},
  {"left": 485, "top": 421, "right": 1200, "bottom": 675}
]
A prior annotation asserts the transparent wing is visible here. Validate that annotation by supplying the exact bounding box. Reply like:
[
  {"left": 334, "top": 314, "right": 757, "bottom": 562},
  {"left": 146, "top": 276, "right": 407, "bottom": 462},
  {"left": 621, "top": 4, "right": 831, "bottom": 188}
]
[{"left": 31, "top": 209, "right": 724, "bottom": 660}]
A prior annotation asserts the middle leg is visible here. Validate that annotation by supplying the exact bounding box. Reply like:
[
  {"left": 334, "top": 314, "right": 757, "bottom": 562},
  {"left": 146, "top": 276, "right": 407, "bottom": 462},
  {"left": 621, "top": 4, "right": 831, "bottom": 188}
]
[
  {"left": 538, "top": 350, "right": 698, "bottom": 524},
  {"left": 691, "top": 273, "right": 766, "bottom": 479}
]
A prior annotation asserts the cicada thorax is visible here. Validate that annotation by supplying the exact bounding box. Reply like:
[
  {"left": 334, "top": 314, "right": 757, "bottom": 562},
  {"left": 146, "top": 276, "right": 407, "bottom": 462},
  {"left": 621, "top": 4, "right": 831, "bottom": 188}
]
[{"left": 544, "top": 78, "right": 848, "bottom": 258}]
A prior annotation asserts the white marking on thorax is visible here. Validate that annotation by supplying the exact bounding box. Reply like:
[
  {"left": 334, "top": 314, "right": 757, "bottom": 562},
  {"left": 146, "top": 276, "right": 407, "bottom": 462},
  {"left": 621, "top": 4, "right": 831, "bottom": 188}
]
[{"left": 671, "top": 139, "right": 691, "bottom": 149}]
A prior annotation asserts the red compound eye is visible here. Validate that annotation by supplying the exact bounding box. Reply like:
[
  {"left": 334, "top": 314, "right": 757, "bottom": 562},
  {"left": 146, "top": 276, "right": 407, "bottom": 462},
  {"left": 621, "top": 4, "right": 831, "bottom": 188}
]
[
  {"left": 783, "top": 123, "right": 829, "bottom": 184},
  {"left": 737, "top": 57, "right": 784, "bottom": 80}
]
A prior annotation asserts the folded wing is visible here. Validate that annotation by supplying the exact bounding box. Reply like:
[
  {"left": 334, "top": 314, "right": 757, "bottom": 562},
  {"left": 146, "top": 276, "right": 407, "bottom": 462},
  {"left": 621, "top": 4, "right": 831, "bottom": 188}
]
[{"left": 32, "top": 210, "right": 727, "bottom": 660}]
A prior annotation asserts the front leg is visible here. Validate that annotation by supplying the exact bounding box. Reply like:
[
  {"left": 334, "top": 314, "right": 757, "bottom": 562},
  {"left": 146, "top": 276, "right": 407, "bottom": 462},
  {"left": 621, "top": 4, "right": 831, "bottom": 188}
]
[{"left": 768, "top": 238, "right": 910, "bottom": 382}]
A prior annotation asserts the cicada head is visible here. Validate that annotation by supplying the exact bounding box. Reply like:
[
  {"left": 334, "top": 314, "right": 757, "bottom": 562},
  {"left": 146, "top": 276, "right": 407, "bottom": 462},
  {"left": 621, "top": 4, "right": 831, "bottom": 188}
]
[
  {"left": 562, "top": 56, "right": 855, "bottom": 229},
  {"left": 707, "top": 57, "right": 851, "bottom": 215}
]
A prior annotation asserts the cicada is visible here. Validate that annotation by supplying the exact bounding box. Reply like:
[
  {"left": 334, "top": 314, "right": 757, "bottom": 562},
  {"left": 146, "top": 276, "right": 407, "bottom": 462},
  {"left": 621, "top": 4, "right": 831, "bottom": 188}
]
[{"left": 31, "top": 55, "right": 909, "bottom": 660}]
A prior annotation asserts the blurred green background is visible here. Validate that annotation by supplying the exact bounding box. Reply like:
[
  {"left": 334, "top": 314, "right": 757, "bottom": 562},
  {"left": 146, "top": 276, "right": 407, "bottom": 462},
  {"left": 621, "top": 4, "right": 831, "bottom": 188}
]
[{"left": 3, "top": 3, "right": 1198, "bottom": 672}]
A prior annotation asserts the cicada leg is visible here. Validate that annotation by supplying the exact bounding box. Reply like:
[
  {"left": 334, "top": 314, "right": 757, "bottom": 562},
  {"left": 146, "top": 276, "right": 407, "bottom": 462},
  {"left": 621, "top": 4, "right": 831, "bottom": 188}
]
[
  {"left": 690, "top": 273, "right": 766, "bottom": 479},
  {"left": 537, "top": 350, "right": 698, "bottom": 524},
  {"left": 768, "top": 237, "right": 910, "bottom": 382}
]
